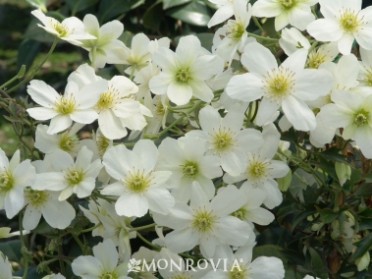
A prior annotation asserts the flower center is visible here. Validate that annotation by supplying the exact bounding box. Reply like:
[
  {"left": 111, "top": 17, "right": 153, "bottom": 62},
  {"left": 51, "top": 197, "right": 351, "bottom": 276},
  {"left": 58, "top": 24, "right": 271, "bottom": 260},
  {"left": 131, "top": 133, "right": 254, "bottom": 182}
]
[
  {"left": 100, "top": 272, "right": 118, "bottom": 279},
  {"left": 175, "top": 66, "right": 192, "bottom": 84},
  {"left": 181, "top": 161, "right": 199, "bottom": 178},
  {"left": 212, "top": 129, "right": 234, "bottom": 152},
  {"left": 55, "top": 96, "right": 76, "bottom": 115},
  {"left": 264, "top": 68, "right": 295, "bottom": 101},
  {"left": 192, "top": 209, "right": 216, "bottom": 233},
  {"left": 279, "top": 0, "right": 297, "bottom": 10},
  {"left": 339, "top": 10, "right": 361, "bottom": 33},
  {"left": 229, "top": 265, "right": 248, "bottom": 279},
  {"left": 353, "top": 109, "right": 369, "bottom": 127},
  {"left": 59, "top": 133, "right": 78, "bottom": 152},
  {"left": 247, "top": 160, "right": 268, "bottom": 181},
  {"left": 50, "top": 20, "right": 69, "bottom": 37},
  {"left": 230, "top": 22, "right": 246, "bottom": 41},
  {"left": 96, "top": 92, "right": 115, "bottom": 111},
  {"left": 25, "top": 188, "right": 49, "bottom": 208},
  {"left": 307, "top": 52, "right": 327, "bottom": 69},
  {"left": 0, "top": 170, "right": 14, "bottom": 193},
  {"left": 65, "top": 168, "right": 85, "bottom": 186},
  {"left": 231, "top": 207, "right": 248, "bottom": 220},
  {"left": 125, "top": 171, "right": 151, "bottom": 193}
]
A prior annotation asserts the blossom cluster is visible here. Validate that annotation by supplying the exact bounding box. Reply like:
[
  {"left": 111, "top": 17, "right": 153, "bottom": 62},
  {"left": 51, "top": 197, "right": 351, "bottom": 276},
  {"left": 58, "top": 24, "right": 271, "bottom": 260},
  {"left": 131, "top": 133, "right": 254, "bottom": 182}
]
[{"left": 1, "top": 0, "right": 372, "bottom": 278}]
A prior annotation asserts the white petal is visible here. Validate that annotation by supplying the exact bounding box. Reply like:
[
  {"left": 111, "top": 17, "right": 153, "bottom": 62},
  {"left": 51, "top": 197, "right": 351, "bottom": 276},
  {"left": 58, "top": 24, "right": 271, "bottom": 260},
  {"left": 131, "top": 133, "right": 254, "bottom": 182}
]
[
  {"left": 294, "top": 69, "right": 333, "bottom": 101},
  {"left": 70, "top": 110, "right": 98, "bottom": 124},
  {"left": 338, "top": 34, "right": 355, "bottom": 55},
  {"left": 115, "top": 193, "right": 149, "bottom": 217},
  {"left": 167, "top": 82, "right": 193, "bottom": 106},
  {"left": 254, "top": 98, "right": 280, "bottom": 126},
  {"left": 92, "top": 239, "right": 118, "bottom": 271},
  {"left": 149, "top": 73, "right": 172, "bottom": 95},
  {"left": 98, "top": 110, "right": 127, "bottom": 140},
  {"left": 282, "top": 96, "right": 316, "bottom": 131},
  {"left": 355, "top": 26, "right": 372, "bottom": 50},
  {"left": 102, "top": 145, "right": 131, "bottom": 180},
  {"left": 250, "top": 257, "right": 285, "bottom": 279},
  {"left": 191, "top": 81, "right": 214, "bottom": 103},
  {"left": 214, "top": 216, "right": 251, "bottom": 246},
  {"left": 208, "top": 5, "right": 234, "bottom": 27},
  {"left": 4, "top": 188, "right": 25, "bottom": 218},
  {"left": 101, "top": 181, "right": 124, "bottom": 196},
  {"left": 27, "top": 107, "right": 58, "bottom": 121},
  {"left": 23, "top": 205, "right": 41, "bottom": 230},
  {"left": 248, "top": 207, "right": 275, "bottom": 225},
  {"left": 354, "top": 127, "right": 372, "bottom": 159},
  {"left": 27, "top": 80, "right": 59, "bottom": 107},
  {"left": 226, "top": 73, "right": 264, "bottom": 102},
  {"left": 252, "top": 0, "right": 281, "bottom": 17},
  {"left": 42, "top": 199, "right": 76, "bottom": 229},
  {"left": 241, "top": 42, "right": 278, "bottom": 75},
  {"left": 307, "top": 19, "right": 342, "bottom": 41},
  {"left": 146, "top": 188, "right": 175, "bottom": 214},
  {"left": 47, "top": 115, "right": 73, "bottom": 134},
  {"left": 164, "top": 229, "right": 199, "bottom": 253},
  {"left": 32, "top": 172, "right": 66, "bottom": 191},
  {"left": 281, "top": 49, "right": 307, "bottom": 72},
  {"left": 71, "top": 256, "right": 102, "bottom": 277}
]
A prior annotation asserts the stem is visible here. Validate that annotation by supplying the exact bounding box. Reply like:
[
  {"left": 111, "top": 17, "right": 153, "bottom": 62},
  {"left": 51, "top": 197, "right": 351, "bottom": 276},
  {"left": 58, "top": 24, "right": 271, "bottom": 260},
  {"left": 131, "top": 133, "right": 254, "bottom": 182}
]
[
  {"left": 8, "top": 38, "right": 58, "bottom": 93},
  {"left": 247, "top": 32, "right": 278, "bottom": 42},
  {"left": 129, "top": 223, "right": 156, "bottom": 232},
  {"left": 136, "top": 232, "right": 161, "bottom": 251},
  {"left": 252, "top": 17, "right": 265, "bottom": 34},
  {"left": 0, "top": 65, "right": 26, "bottom": 90}
]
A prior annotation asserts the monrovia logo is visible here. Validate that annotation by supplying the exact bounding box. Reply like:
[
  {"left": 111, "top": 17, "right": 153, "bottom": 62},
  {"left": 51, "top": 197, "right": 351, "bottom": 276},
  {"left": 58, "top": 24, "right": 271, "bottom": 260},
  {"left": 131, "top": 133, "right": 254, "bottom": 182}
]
[{"left": 127, "top": 257, "right": 244, "bottom": 273}]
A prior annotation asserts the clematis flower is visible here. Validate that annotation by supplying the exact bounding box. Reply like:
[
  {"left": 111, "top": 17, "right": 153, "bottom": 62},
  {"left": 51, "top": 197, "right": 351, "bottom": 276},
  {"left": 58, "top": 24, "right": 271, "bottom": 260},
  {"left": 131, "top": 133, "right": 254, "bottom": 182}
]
[
  {"left": 208, "top": 0, "right": 239, "bottom": 28},
  {"left": 226, "top": 41, "right": 333, "bottom": 130},
  {"left": 252, "top": 0, "right": 318, "bottom": 31},
  {"left": 152, "top": 183, "right": 253, "bottom": 258},
  {"left": 32, "top": 146, "right": 103, "bottom": 201},
  {"left": 0, "top": 252, "right": 12, "bottom": 279},
  {"left": 307, "top": 0, "right": 372, "bottom": 55},
  {"left": 71, "top": 239, "right": 128, "bottom": 279},
  {"left": 149, "top": 35, "right": 223, "bottom": 106},
  {"left": 101, "top": 140, "right": 174, "bottom": 217},
  {"left": 0, "top": 149, "right": 35, "bottom": 219},
  {"left": 31, "top": 10, "right": 94, "bottom": 44},
  {"left": 27, "top": 79, "right": 106, "bottom": 134},
  {"left": 79, "top": 14, "right": 126, "bottom": 68}
]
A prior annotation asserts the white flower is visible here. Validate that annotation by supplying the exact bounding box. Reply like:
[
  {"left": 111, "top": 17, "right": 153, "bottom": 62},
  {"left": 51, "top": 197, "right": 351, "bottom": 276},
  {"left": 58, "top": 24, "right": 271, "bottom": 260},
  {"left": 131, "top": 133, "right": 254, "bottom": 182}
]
[
  {"left": 219, "top": 185, "right": 275, "bottom": 226},
  {"left": 71, "top": 239, "right": 128, "bottom": 278},
  {"left": 279, "top": 27, "right": 310, "bottom": 56},
  {"left": 307, "top": 0, "right": 372, "bottom": 55},
  {"left": 224, "top": 125, "right": 289, "bottom": 209},
  {"left": 79, "top": 14, "right": 126, "bottom": 68},
  {"left": 212, "top": 0, "right": 252, "bottom": 64},
  {"left": 149, "top": 35, "right": 223, "bottom": 106},
  {"left": 152, "top": 183, "right": 253, "bottom": 258},
  {"left": 41, "top": 274, "right": 66, "bottom": 279},
  {"left": 23, "top": 188, "right": 75, "bottom": 230},
  {"left": 34, "top": 123, "right": 84, "bottom": 155},
  {"left": 26, "top": 79, "right": 106, "bottom": 134},
  {"left": 186, "top": 105, "right": 262, "bottom": 176},
  {"left": 31, "top": 9, "right": 94, "bottom": 44},
  {"left": 252, "top": 0, "right": 318, "bottom": 31},
  {"left": 101, "top": 140, "right": 174, "bottom": 217},
  {"left": 359, "top": 48, "right": 372, "bottom": 87},
  {"left": 226, "top": 41, "right": 333, "bottom": 130},
  {"left": 32, "top": 146, "right": 102, "bottom": 200},
  {"left": 0, "top": 149, "right": 35, "bottom": 219},
  {"left": 204, "top": 245, "right": 285, "bottom": 279},
  {"left": 306, "top": 43, "right": 339, "bottom": 69},
  {"left": 310, "top": 90, "right": 372, "bottom": 158},
  {"left": 157, "top": 136, "right": 222, "bottom": 202}
]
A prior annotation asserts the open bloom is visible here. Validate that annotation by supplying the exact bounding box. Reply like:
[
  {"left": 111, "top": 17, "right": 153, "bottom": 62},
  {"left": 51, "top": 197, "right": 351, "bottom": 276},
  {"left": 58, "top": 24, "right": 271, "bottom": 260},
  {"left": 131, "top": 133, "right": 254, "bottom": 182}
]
[
  {"left": 307, "top": 0, "right": 372, "bottom": 55},
  {"left": 79, "top": 14, "right": 126, "bottom": 68},
  {"left": 252, "top": 0, "right": 318, "bottom": 31},
  {"left": 149, "top": 35, "right": 223, "bottom": 106},
  {"left": 153, "top": 183, "right": 253, "bottom": 258},
  {"left": 226, "top": 41, "right": 333, "bottom": 130},
  {"left": 101, "top": 140, "right": 174, "bottom": 217},
  {"left": 72, "top": 239, "right": 128, "bottom": 279},
  {"left": 31, "top": 10, "right": 94, "bottom": 44},
  {"left": 0, "top": 149, "right": 35, "bottom": 219},
  {"left": 27, "top": 79, "right": 106, "bottom": 134},
  {"left": 32, "top": 146, "right": 103, "bottom": 201}
]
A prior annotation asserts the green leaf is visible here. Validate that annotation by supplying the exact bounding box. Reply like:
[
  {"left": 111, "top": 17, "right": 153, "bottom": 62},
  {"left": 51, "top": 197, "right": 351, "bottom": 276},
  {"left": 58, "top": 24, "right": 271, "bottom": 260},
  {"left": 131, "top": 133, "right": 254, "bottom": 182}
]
[
  {"left": 166, "top": 1, "right": 211, "bottom": 26},
  {"left": 17, "top": 39, "right": 41, "bottom": 71},
  {"left": 0, "top": 239, "right": 21, "bottom": 261},
  {"left": 65, "top": 0, "right": 98, "bottom": 14},
  {"left": 98, "top": 0, "right": 145, "bottom": 22},
  {"left": 349, "top": 233, "right": 372, "bottom": 262},
  {"left": 143, "top": 1, "right": 163, "bottom": 31},
  {"left": 308, "top": 247, "right": 328, "bottom": 277},
  {"left": 278, "top": 170, "right": 292, "bottom": 192},
  {"left": 163, "top": 0, "right": 192, "bottom": 9},
  {"left": 253, "top": 244, "right": 284, "bottom": 260},
  {"left": 319, "top": 209, "right": 339, "bottom": 224},
  {"left": 354, "top": 183, "right": 372, "bottom": 197}
]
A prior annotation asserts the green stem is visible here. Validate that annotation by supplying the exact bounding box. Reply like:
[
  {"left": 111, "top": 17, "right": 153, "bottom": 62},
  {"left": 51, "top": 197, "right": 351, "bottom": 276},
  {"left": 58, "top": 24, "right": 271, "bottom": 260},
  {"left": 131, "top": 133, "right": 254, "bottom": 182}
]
[
  {"left": 136, "top": 232, "right": 161, "bottom": 251},
  {"left": 19, "top": 213, "right": 29, "bottom": 279},
  {"left": 129, "top": 223, "right": 156, "bottom": 232},
  {"left": 8, "top": 38, "right": 58, "bottom": 93},
  {"left": 252, "top": 17, "right": 265, "bottom": 34},
  {"left": 247, "top": 32, "right": 278, "bottom": 42},
  {"left": 0, "top": 65, "right": 26, "bottom": 90}
]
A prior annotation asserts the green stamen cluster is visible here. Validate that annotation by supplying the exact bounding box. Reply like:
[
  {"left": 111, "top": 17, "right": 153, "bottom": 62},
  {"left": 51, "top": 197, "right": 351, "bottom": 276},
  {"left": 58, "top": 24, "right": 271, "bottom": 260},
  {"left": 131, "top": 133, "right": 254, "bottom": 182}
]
[
  {"left": 175, "top": 67, "right": 192, "bottom": 84},
  {"left": 125, "top": 171, "right": 151, "bottom": 193},
  {"left": 181, "top": 161, "right": 199, "bottom": 178},
  {"left": 0, "top": 170, "right": 14, "bottom": 193},
  {"left": 65, "top": 168, "right": 85, "bottom": 186},
  {"left": 353, "top": 109, "right": 369, "bottom": 127},
  {"left": 192, "top": 210, "right": 216, "bottom": 233},
  {"left": 55, "top": 96, "right": 76, "bottom": 115}
]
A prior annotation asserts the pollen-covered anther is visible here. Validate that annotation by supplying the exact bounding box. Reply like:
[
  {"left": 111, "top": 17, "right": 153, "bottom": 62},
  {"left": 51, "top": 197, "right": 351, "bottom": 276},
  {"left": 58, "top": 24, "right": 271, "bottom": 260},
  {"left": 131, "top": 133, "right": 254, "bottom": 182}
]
[
  {"left": 175, "top": 66, "right": 192, "bottom": 84},
  {"left": 59, "top": 133, "right": 78, "bottom": 152},
  {"left": 212, "top": 128, "right": 234, "bottom": 152},
  {"left": 339, "top": 9, "right": 362, "bottom": 33},
  {"left": 25, "top": 188, "right": 49, "bottom": 208},
  {"left": 55, "top": 96, "right": 76, "bottom": 115},
  {"left": 353, "top": 109, "right": 369, "bottom": 127},
  {"left": 125, "top": 170, "right": 151, "bottom": 193},
  {"left": 307, "top": 51, "right": 327, "bottom": 69},
  {"left": 264, "top": 67, "right": 295, "bottom": 101},
  {"left": 279, "top": 0, "right": 297, "bottom": 10},
  {"left": 192, "top": 209, "right": 216, "bottom": 233},
  {"left": 0, "top": 171, "right": 14, "bottom": 193},
  {"left": 65, "top": 168, "right": 85, "bottom": 186}
]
